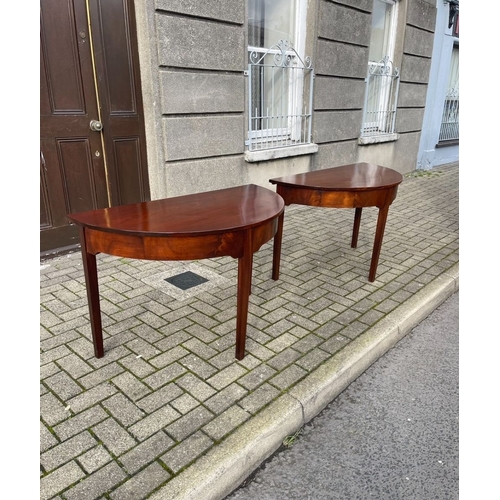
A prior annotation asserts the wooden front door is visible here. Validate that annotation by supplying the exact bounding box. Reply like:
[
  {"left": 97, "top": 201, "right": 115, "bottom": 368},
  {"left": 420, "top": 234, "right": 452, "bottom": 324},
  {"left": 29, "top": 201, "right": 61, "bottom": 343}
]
[{"left": 40, "top": 0, "right": 150, "bottom": 257}]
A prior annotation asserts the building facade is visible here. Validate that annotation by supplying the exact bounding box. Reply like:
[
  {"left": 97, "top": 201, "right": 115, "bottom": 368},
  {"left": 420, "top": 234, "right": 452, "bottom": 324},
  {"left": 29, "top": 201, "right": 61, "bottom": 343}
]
[
  {"left": 134, "top": 0, "right": 438, "bottom": 199},
  {"left": 40, "top": 0, "right": 444, "bottom": 256}
]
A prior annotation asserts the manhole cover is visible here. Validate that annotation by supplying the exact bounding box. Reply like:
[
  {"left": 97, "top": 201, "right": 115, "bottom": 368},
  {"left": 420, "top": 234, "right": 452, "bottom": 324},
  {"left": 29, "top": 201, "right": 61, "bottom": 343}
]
[{"left": 165, "top": 271, "right": 209, "bottom": 290}]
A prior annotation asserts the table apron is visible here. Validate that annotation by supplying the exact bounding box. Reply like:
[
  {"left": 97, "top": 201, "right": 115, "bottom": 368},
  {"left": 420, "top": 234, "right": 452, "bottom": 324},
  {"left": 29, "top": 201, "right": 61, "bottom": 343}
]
[
  {"left": 83, "top": 216, "right": 281, "bottom": 260},
  {"left": 277, "top": 185, "right": 399, "bottom": 209}
]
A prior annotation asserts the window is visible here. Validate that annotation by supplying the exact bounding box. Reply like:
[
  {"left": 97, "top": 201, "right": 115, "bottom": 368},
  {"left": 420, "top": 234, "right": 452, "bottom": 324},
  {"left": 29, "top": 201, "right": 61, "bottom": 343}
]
[
  {"left": 246, "top": 0, "right": 315, "bottom": 158},
  {"left": 360, "top": 0, "right": 400, "bottom": 142},
  {"left": 438, "top": 45, "right": 459, "bottom": 142}
]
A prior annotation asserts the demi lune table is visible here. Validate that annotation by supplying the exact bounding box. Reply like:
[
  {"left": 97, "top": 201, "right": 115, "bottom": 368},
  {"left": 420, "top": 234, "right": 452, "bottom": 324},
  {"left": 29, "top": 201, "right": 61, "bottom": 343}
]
[
  {"left": 68, "top": 184, "right": 285, "bottom": 360},
  {"left": 270, "top": 163, "right": 403, "bottom": 282}
]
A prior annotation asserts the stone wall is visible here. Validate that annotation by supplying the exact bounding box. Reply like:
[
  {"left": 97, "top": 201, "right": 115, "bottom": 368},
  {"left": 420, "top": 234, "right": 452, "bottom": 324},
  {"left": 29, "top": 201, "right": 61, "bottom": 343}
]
[{"left": 134, "top": 0, "right": 437, "bottom": 198}]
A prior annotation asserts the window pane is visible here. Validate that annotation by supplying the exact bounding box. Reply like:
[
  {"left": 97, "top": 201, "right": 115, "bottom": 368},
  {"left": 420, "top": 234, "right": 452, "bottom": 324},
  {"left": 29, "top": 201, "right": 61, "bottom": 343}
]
[
  {"left": 248, "top": 0, "right": 297, "bottom": 48},
  {"left": 369, "top": 0, "right": 393, "bottom": 62}
]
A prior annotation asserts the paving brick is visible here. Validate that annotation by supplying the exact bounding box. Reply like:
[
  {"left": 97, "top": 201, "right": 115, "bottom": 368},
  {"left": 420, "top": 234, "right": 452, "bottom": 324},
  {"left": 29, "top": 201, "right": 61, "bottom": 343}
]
[
  {"left": 206, "top": 363, "right": 248, "bottom": 390},
  {"left": 160, "top": 431, "right": 213, "bottom": 474},
  {"left": 131, "top": 323, "right": 165, "bottom": 344},
  {"left": 155, "top": 330, "right": 192, "bottom": 351},
  {"left": 143, "top": 362, "right": 187, "bottom": 390},
  {"left": 314, "top": 320, "right": 344, "bottom": 339},
  {"left": 86, "top": 346, "right": 132, "bottom": 369},
  {"left": 50, "top": 317, "right": 90, "bottom": 335},
  {"left": 237, "top": 364, "right": 277, "bottom": 391},
  {"left": 182, "top": 337, "right": 219, "bottom": 359},
  {"left": 53, "top": 406, "right": 109, "bottom": 441},
  {"left": 296, "top": 348, "right": 331, "bottom": 372},
  {"left": 112, "top": 372, "right": 151, "bottom": 401},
  {"left": 205, "top": 348, "right": 234, "bottom": 374},
  {"left": 260, "top": 308, "right": 291, "bottom": 327},
  {"left": 44, "top": 297, "right": 72, "bottom": 315},
  {"left": 92, "top": 418, "right": 137, "bottom": 456},
  {"left": 40, "top": 392, "right": 70, "bottom": 427},
  {"left": 78, "top": 445, "right": 114, "bottom": 473},
  {"left": 179, "top": 353, "right": 218, "bottom": 379},
  {"left": 67, "top": 337, "right": 95, "bottom": 360},
  {"left": 129, "top": 405, "right": 181, "bottom": 441},
  {"left": 40, "top": 461, "right": 85, "bottom": 500},
  {"left": 375, "top": 298, "right": 401, "bottom": 314},
  {"left": 136, "top": 383, "right": 184, "bottom": 414},
  {"left": 247, "top": 326, "right": 273, "bottom": 345},
  {"left": 266, "top": 347, "right": 302, "bottom": 371},
  {"left": 244, "top": 338, "right": 275, "bottom": 361},
  {"left": 40, "top": 421, "right": 58, "bottom": 453},
  {"left": 41, "top": 431, "right": 97, "bottom": 471},
  {"left": 171, "top": 393, "right": 200, "bottom": 414},
  {"left": 175, "top": 373, "right": 217, "bottom": 401},
  {"left": 44, "top": 370, "right": 84, "bottom": 401},
  {"left": 265, "top": 332, "right": 298, "bottom": 353},
  {"left": 40, "top": 309, "right": 64, "bottom": 329},
  {"left": 56, "top": 353, "right": 94, "bottom": 378},
  {"left": 204, "top": 383, "right": 248, "bottom": 415},
  {"left": 270, "top": 364, "right": 308, "bottom": 390},
  {"left": 320, "top": 334, "right": 351, "bottom": 355},
  {"left": 110, "top": 461, "right": 171, "bottom": 500},
  {"left": 150, "top": 345, "right": 190, "bottom": 369},
  {"left": 40, "top": 361, "right": 60, "bottom": 380},
  {"left": 80, "top": 362, "right": 125, "bottom": 389},
  {"left": 202, "top": 406, "right": 251, "bottom": 440},
  {"left": 165, "top": 405, "right": 214, "bottom": 441},
  {"left": 66, "top": 382, "right": 117, "bottom": 412},
  {"left": 102, "top": 393, "right": 145, "bottom": 426},
  {"left": 358, "top": 308, "right": 386, "bottom": 325},
  {"left": 63, "top": 461, "right": 127, "bottom": 500},
  {"left": 238, "top": 383, "right": 281, "bottom": 415},
  {"left": 119, "top": 431, "right": 175, "bottom": 475},
  {"left": 292, "top": 334, "right": 324, "bottom": 353},
  {"left": 40, "top": 345, "right": 73, "bottom": 365},
  {"left": 40, "top": 325, "right": 53, "bottom": 341},
  {"left": 119, "top": 354, "right": 157, "bottom": 378}
]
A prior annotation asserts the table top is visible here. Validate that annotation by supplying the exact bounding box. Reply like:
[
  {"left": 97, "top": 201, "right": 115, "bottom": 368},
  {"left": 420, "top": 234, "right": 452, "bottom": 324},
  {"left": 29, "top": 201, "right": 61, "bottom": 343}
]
[
  {"left": 269, "top": 163, "right": 403, "bottom": 191},
  {"left": 68, "top": 184, "right": 284, "bottom": 237}
]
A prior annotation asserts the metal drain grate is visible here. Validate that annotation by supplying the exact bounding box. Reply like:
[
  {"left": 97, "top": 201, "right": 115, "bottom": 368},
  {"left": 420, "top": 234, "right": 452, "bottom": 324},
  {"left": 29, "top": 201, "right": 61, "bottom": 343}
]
[{"left": 165, "top": 271, "right": 209, "bottom": 290}]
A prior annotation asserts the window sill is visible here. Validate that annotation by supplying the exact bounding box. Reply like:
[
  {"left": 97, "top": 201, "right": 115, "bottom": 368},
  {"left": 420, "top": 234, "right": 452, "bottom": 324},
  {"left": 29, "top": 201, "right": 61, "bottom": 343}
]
[
  {"left": 244, "top": 143, "right": 318, "bottom": 163},
  {"left": 358, "top": 133, "right": 399, "bottom": 145},
  {"left": 436, "top": 139, "right": 459, "bottom": 148}
]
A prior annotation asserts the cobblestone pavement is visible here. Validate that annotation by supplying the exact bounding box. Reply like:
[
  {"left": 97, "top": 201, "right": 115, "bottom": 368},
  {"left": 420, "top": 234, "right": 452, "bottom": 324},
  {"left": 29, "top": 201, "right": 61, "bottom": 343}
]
[{"left": 40, "top": 163, "right": 459, "bottom": 500}]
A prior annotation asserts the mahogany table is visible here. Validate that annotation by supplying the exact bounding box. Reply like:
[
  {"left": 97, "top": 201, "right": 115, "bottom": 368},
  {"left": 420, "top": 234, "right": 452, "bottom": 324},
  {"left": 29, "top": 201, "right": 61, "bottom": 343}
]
[
  {"left": 269, "top": 163, "right": 403, "bottom": 282},
  {"left": 68, "top": 184, "right": 284, "bottom": 360}
]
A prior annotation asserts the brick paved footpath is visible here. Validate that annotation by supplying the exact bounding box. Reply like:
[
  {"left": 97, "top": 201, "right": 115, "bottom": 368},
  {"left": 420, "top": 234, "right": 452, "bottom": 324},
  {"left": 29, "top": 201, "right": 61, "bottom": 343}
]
[{"left": 40, "top": 163, "right": 459, "bottom": 500}]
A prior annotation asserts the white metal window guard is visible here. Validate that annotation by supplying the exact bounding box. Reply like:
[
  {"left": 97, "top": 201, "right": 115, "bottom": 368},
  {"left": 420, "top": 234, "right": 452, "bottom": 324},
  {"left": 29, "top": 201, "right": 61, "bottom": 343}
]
[
  {"left": 438, "top": 85, "right": 459, "bottom": 142},
  {"left": 360, "top": 56, "right": 400, "bottom": 138},
  {"left": 246, "top": 40, "right": 314, "bottom": 151}
]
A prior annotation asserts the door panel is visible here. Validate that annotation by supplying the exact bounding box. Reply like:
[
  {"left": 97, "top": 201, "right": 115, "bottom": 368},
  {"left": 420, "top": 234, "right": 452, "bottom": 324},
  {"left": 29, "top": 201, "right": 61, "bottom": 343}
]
[
  {"left": 89, "top": 0, "right": 149, "bottom": 206},
  {"left": 40, "top": 0, "right": 149, "bottom": 256}
]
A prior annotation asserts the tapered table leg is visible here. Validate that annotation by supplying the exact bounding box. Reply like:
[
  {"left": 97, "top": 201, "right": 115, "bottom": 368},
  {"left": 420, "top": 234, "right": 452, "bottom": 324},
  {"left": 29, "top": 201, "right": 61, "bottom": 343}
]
[
  {"left": 235, "top": 231, "right": 253, "bottom": 360},
  {"left": 351, "top": 207, "right": 362, "bottom": 248},
  {"left": 79, "top": 228, "right": 104, "bottom": 358},
  {"left": 272, "top": 211, "right": 284, "bottom": 281},
  {"left": 369, "top": 205, "right": 390, "bottom": 282}
]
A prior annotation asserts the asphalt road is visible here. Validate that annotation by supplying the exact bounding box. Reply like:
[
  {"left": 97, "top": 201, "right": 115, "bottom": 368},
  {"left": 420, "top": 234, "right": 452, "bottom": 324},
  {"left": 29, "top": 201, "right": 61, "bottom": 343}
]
[{"left": 225, "top": 291, "right": 459, "bottom": 500}]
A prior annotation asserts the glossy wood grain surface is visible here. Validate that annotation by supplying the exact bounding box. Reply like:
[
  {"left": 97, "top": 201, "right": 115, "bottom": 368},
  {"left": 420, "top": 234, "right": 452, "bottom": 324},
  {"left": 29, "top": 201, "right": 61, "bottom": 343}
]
[
  {"left": 269, "top": 162, "right": 403, "bottom": 191},
  {"left": 68, "top": 184, "right": 284, "bottom": 237}
]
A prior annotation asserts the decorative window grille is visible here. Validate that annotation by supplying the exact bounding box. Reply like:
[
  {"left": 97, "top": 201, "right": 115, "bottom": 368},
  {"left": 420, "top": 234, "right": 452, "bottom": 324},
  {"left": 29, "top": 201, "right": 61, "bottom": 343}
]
[
  {"left": 438, "top": 46, "right": 459, "bottom": 142},
  {"left": 360, "top": 56, "right": 400, "bottom": 138},
  {"left": 246, "top": 40, "right": 314, "bottom": 151}
]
